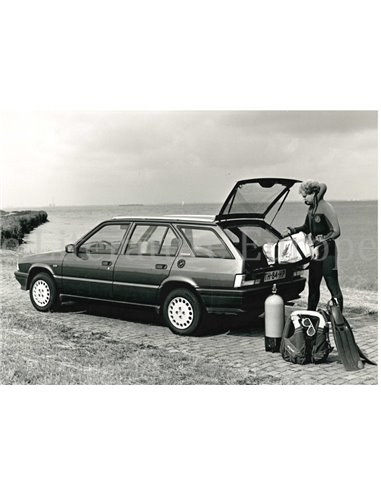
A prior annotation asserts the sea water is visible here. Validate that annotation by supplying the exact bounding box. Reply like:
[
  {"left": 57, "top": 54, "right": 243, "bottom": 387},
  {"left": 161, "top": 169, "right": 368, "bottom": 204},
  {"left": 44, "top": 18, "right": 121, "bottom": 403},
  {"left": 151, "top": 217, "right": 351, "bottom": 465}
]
[{"left": 18, "top": 201, "right": 377, "bottom": 291}]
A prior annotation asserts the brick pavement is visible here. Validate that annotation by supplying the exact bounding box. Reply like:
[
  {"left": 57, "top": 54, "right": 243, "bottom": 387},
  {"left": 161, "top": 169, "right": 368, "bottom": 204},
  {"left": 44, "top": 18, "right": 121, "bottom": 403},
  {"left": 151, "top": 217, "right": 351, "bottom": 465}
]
[{"left": 73, "top": 300, "right": 378, "bottom": 384}]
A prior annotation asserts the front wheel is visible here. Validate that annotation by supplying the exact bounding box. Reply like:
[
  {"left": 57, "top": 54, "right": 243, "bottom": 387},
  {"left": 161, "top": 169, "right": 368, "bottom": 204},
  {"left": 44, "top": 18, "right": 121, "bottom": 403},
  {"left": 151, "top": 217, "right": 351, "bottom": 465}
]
[
  {"left": 163, "top": 288, "right": 204, "bottom": 336},
  {"left": 29, "top": 272, "right": 58, "bottom": 312}
]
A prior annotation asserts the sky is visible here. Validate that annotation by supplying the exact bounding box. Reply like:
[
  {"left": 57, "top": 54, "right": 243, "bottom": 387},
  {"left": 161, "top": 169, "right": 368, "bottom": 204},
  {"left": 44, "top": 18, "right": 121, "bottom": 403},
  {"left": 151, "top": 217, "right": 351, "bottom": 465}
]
[{"left": 0, "top": 111, "right": 377, "bottom": 208}]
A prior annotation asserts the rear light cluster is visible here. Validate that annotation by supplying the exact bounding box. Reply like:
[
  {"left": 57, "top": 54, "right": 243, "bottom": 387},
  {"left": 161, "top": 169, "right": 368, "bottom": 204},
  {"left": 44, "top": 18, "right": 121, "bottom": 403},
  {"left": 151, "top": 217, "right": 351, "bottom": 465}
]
[
  {"left": 293, "top": 269, "right": 306, "bottom": 277},
  {"left": 234, "top": 274, "right": 261, "bottom": 288}
]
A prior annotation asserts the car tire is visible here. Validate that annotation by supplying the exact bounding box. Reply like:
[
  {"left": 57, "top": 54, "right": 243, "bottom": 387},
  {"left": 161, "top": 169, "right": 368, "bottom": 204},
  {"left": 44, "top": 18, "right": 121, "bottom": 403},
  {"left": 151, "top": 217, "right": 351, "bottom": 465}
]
[
  {"left": 163, "top": 288, "right": 204, "bottom": 336},
  {"left": 29, "top": 272, "right": 58, "bottom": 312}
]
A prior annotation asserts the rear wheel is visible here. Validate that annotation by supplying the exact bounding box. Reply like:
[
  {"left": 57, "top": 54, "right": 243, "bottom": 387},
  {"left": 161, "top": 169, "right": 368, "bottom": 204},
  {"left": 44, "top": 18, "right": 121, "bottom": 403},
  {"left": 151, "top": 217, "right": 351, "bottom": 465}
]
[
  {"left": 163, "top": 288, "right": 203, "bottom": 336},
  {"left": 29, "top": 272, "right": 58, "bottom": 312}
]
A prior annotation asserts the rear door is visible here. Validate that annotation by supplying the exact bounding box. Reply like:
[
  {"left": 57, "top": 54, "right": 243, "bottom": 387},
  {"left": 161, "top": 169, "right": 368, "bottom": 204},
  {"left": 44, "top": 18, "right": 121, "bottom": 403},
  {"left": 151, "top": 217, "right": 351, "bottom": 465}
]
[
  {"left": 112, "top": 223, "right": 180, "bottom": 305},
  {"left": 216, "top": 177, "right": 301, "bottom": 220},
  {"left": 172, "top": 225, "right": 241, "bottom": 289}
]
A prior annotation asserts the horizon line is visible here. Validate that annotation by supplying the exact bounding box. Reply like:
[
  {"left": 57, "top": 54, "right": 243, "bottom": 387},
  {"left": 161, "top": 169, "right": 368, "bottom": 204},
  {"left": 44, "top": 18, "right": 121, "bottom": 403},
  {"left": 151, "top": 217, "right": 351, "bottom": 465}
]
[{"left": 2, "top": 198, "right": 378, "bottom": 210}]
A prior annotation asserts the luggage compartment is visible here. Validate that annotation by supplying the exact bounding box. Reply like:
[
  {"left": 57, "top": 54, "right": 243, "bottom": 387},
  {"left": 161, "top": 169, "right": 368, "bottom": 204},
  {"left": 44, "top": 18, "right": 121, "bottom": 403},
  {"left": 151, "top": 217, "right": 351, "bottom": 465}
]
[{"left": 222, "top": 221, "right": 278, "bottom": 273}]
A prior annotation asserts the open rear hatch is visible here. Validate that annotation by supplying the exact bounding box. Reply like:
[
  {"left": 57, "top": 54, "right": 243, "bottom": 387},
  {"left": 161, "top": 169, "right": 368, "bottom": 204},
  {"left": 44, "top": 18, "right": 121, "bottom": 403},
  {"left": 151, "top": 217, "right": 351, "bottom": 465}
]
[
  {"left": 216, "top": 177, "right": 301, "bottom": 221},
  {"left": 217, "top": 178, "right": 304, "bottom": 286}
]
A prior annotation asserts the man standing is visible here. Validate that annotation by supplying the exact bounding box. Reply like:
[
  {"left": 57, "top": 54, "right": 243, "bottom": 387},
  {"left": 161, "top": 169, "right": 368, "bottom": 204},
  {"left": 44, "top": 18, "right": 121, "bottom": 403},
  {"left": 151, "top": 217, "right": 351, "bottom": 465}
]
[{"left": 287, "top": 181, "right": 344, "bottom": 311}]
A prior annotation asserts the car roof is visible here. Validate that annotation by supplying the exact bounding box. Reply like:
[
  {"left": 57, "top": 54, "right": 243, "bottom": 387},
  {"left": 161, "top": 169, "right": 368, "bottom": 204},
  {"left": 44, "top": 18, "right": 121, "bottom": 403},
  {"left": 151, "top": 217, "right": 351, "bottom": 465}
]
[{"left": 111, "top": 214, "right": 217, "bottom": 224}]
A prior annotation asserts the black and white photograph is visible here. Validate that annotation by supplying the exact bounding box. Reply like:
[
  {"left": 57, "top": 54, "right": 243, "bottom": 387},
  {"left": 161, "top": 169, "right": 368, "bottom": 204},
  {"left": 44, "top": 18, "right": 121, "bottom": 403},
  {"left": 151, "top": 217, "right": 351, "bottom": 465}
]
[
  {"left": 1, "top": 110, "right": 377, "bottom": 385},
  {"left": 0, "top": 2, "right": 379, "bottom": 491}
]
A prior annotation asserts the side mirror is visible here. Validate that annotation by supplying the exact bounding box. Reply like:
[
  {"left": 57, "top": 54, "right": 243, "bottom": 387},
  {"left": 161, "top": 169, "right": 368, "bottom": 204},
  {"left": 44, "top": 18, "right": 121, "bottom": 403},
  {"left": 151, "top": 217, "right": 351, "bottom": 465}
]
[{"left": 65, "top": 243, "right": 76, "bottom": 253}]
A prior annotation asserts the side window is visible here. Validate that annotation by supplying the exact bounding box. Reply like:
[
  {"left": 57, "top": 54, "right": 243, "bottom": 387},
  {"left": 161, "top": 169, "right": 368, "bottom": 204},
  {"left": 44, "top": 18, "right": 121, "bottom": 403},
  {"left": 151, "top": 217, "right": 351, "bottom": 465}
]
[
  {"left": 126, "top": 224, "right": 168, "bottom": 255},
  {"left": 159, "top": 228, "right": 181, "bottom": 256},
  {"left": 79, "top": 224, "right": 129, "bottom": 255},
  {"left": 180, "top": 227, "right": 233, "bottom": 259}
]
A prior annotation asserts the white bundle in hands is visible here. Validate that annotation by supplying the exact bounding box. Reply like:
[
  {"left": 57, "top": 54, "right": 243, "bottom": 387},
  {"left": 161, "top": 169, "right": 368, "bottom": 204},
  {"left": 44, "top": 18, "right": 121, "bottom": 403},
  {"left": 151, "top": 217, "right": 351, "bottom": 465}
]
[{"left": 263, "top": 232, "right": 312, "bottom": 265}]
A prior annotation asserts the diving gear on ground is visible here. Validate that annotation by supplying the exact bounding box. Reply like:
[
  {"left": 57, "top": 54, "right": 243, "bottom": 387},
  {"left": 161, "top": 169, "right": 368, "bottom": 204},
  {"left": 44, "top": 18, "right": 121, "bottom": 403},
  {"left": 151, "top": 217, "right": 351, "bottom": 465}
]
[
  {"left": 325, "top": 299, "right": 376, "bottom": 371},
  {"left": 280, "top": 310, "right": 332, "bottom": 364},
  {"left": 280, "top": 300, "right": 377, "bottom": 369},
  {"left": 264, "top": 284, "right": 285, "bottom": 352}
]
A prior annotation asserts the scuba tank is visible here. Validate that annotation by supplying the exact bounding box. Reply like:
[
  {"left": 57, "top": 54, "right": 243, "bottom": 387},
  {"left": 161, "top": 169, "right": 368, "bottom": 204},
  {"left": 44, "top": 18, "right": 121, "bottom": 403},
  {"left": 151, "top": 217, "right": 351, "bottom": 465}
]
[{"left": 264, "top": 283, "right": 285, "bottom": 352}]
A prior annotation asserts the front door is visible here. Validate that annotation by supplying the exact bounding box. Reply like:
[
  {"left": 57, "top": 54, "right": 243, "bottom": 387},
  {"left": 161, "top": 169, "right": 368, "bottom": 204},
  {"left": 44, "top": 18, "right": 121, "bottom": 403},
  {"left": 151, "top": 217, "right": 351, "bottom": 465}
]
[
  {"left": 61, "top": 222, "right": 130, "bottom": 299},
  {"left": 113, "top": 223, "right": 180, "bottom": 305}
]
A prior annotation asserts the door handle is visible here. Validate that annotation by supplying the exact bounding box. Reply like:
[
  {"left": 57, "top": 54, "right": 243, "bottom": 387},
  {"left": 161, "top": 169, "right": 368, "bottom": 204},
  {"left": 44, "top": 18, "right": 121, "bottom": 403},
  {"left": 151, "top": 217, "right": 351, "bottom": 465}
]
[
  {"left": 155, "top": 263, "right": 167, "bottom": 270},
  {"left": 102, "top": 260, "right": 113, "bottom": 267}
]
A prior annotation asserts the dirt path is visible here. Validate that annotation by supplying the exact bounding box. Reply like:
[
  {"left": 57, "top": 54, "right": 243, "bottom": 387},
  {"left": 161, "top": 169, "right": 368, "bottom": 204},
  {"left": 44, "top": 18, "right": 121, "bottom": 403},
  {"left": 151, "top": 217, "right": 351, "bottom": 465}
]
[{"left": 1, "top": 252, "right": 378, "bottom": 384}]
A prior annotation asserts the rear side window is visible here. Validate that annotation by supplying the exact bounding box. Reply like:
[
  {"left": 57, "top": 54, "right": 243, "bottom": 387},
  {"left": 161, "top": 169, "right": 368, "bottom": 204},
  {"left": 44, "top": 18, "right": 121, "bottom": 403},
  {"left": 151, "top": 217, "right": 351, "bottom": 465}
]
[
  {"left": 180, "top": 227, "right": 233, "bottom": 259},
  {"left": 125, "top": 224, "right": 180, "bottom": 256}
]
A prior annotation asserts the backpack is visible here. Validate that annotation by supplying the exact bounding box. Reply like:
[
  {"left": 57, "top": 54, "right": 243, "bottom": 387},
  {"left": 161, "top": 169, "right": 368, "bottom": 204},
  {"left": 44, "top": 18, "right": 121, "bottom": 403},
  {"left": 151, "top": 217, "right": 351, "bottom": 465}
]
[{"left": 280, "top": 309, "right": 332, "bottom": 364}]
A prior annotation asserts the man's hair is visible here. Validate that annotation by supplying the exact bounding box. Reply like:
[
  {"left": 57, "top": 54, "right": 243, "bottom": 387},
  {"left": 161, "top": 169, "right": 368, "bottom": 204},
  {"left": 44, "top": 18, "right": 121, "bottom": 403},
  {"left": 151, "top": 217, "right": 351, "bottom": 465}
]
[{"left": 299, "top": 180, "right": 321, "bottom": 195}]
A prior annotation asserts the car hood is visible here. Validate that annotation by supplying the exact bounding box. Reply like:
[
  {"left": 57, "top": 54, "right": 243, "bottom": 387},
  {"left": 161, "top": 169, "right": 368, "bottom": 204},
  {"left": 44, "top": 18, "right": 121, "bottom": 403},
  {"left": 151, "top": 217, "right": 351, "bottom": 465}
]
[
  {"left": 19, "top": 250, "right": 66, "bottom": 266},
  {"left": 216, "top": 177, "right": 301, "bottom": 220}
]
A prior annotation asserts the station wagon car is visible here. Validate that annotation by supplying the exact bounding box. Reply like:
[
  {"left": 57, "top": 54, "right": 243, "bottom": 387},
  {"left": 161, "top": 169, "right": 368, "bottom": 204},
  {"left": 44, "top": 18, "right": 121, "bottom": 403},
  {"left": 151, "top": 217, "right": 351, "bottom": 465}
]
[{"left": 15, "top": 178, "right": 307, "bottom": 335}]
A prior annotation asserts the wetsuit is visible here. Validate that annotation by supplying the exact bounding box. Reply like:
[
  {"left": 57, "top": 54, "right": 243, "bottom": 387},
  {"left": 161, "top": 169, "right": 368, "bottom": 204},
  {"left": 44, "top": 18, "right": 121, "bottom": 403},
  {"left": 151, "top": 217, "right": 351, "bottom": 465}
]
[{"left": 290, "top": 196, "right": 344, "bottom": 311}]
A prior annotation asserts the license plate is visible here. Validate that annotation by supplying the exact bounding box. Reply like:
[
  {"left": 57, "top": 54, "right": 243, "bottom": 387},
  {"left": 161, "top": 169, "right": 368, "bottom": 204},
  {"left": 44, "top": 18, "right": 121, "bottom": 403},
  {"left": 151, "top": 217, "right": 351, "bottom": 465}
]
[{"left": 264, "top": 269, "right": 286, "bottom": 282}]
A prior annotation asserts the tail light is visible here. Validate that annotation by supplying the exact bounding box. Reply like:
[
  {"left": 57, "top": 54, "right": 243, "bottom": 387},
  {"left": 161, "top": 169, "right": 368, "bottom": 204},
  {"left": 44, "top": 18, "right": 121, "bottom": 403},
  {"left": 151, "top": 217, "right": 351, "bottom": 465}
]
[
  {"left": 234, "top": 274, "right": 246, "bottom": 288},
  {"left": 234, "top": 274, "right": 261, "bottom": 288}
]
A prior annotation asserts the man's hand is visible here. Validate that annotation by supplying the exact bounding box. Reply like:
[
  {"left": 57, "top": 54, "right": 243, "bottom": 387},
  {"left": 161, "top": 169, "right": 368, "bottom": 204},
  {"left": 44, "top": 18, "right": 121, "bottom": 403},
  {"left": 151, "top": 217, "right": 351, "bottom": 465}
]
[
  {"left": 282, "top": 227, "right": 293, "bottom": 238},
  {"left": 311, "top": 246, "right": 320, "bottom": 260}
]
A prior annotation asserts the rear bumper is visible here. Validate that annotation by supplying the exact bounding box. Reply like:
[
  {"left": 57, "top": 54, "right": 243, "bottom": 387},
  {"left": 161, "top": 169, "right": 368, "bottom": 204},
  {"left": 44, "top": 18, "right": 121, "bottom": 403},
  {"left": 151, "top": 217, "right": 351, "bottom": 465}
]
[
  {"left": 198, "top": 277, "right": 306, "bottom": 314},
  {"left": 14, "top": 271, "right": 28, "bottom": 290}
]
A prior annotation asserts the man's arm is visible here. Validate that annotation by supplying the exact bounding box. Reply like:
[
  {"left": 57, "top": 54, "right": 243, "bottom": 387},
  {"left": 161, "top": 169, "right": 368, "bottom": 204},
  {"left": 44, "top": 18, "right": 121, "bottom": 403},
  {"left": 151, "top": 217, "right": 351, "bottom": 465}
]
[
  {"left": 288, "top": 213, "right": 310, "bottom": 235},
  {"left": 314, "top": 202, "right": 341, "bottom": 246},
  {"left": 316, "top": 182, "right": 327, "bottom": 201}
]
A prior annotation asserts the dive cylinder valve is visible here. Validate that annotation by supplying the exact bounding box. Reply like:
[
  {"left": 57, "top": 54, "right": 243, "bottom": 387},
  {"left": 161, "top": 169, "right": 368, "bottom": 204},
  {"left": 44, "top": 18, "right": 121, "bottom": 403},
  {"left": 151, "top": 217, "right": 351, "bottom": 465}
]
[{"left": 264, "top": 283, "right": 285, "bottom": 352}]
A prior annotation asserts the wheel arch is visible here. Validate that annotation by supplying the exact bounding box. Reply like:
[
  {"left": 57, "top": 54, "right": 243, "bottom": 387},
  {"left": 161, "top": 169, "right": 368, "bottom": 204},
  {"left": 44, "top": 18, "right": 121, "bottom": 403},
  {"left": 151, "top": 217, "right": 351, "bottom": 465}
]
[
  {"left": 27, "top": 265, "right": 55, "bottom": 290},
  {"left": 158, "top": 279, "right": 203, "bottom": 312}
]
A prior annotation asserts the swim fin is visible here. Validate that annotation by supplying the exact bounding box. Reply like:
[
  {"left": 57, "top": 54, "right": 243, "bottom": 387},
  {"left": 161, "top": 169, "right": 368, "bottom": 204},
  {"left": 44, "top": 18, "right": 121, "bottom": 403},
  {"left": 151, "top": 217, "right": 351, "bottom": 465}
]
[
  {"left": 357, "top": 346, "right": 377, "bottom": 366},
  {"left": 329, "top": 304, "right": 364, "bottom": 371},
  {"left": 342, "top": 316, "right": 377, "bottom": 366}
]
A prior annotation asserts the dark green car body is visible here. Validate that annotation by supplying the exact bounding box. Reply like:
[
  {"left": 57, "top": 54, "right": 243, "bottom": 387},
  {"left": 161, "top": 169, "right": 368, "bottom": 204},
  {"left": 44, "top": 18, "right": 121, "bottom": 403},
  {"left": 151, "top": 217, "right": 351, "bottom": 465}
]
[{"left": 15, "top": 178, "right": 307, "bottom": 331}]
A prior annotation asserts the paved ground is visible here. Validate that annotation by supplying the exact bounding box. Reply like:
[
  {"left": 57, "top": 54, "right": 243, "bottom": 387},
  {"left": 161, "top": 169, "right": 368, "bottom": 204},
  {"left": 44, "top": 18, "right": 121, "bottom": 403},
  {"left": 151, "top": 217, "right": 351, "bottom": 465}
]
[
  {"left": 67, "top": 302, "right": 378, "bottom": 385},
  {"left": 1, "top": 254, "right": 378, "bottom": 384}
]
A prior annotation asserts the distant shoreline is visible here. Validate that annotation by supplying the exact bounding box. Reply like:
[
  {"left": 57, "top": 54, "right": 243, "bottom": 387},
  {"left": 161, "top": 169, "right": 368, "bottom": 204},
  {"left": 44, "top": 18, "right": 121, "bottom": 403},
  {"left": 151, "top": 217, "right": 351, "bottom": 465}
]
[
  {"left": 0, "top": 210, "right": 48, "bottom": 247},
  {"left": 1, "top": 199, "right": 377, "bottom": 210}
]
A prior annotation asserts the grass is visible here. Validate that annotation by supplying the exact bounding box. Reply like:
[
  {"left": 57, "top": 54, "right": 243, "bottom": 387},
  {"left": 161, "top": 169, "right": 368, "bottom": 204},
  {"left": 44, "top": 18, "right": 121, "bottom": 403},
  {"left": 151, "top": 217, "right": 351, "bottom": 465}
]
[
  {"left": 0, "top": 210, "right": 48, "bottom": 247},
  {"left": 0, "top": 309, "right": 280, "bottom": 385},
  {"left": 295, "top": 282, "right": 378, "bottom": 316},
  {"left": 0, "top": 250, "right": 377, "bottom": 385}
]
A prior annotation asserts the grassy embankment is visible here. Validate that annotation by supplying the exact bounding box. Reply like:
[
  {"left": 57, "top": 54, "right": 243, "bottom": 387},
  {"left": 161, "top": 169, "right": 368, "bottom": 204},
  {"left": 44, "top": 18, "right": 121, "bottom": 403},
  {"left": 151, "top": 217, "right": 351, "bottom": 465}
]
[
  {"left": 0, "top": 309, "right": 274, "bottom": 385},
  {"left": 0, "top": 210, "right": 48, "bottom": 247},
  {"left": 1, "top": 250, "right": 277, "bottom": 385}
]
